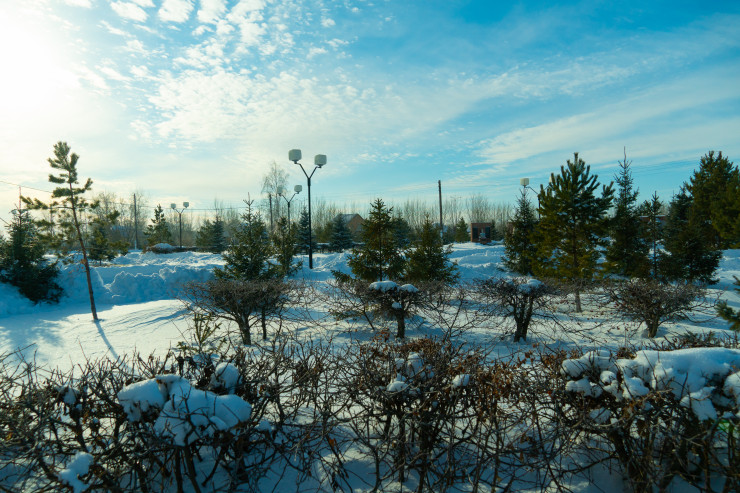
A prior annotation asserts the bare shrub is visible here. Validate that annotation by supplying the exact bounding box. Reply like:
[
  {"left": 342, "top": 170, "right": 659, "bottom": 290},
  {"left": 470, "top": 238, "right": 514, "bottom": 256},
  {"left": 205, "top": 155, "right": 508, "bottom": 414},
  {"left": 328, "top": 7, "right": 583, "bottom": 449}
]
[{"left": 607, "top": 278, "right": 707, "bottom": 337}]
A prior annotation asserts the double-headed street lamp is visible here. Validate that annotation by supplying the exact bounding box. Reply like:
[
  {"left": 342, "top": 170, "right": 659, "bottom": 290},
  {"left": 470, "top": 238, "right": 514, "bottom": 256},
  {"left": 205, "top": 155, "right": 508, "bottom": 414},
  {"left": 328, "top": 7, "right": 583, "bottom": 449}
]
[
  {"left": 277, "top": 184, "right": 302, "bottom": 226},
  {"left": 290, "top": 149, "right": 326, "bottom": 269},
  {"left": 170, "top": 202, "right": 189, "bottom": 249}
]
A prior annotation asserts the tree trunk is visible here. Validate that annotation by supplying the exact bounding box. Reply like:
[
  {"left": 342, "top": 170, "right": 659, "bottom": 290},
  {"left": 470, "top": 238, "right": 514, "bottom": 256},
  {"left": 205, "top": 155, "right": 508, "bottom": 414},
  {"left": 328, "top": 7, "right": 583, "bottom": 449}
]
[
  {"left": 396, "top": 312, "right": 405, "bottom": 339},
  {"left": 261, "top": 307, "right": 267, "bottom": 340},
  {"left": 70, "top": 186, "right": 98, "bottom": 321}
]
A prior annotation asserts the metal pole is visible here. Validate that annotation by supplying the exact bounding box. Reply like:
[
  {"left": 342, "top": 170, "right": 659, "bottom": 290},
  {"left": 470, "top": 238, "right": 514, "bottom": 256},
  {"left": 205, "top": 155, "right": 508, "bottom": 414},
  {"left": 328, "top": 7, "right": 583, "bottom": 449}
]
[
  {"left": 133, "top": 193, "right": 138, "bottom": 249},
  {"left": 307, "top": 175, "right": 313, "bottom": 269},
  {"left": 438, "top": 180, "right": 443, "bottom": 242},
  {"left": 178, "top": 211, "right": 183, "bottom": 249}
]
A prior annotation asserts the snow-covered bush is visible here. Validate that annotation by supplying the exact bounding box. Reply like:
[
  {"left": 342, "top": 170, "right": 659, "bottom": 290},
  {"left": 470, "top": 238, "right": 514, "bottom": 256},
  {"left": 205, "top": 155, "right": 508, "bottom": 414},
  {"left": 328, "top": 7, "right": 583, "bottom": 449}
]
[{"left": 560, "top": 347, "right": 740, "bottom": 491}]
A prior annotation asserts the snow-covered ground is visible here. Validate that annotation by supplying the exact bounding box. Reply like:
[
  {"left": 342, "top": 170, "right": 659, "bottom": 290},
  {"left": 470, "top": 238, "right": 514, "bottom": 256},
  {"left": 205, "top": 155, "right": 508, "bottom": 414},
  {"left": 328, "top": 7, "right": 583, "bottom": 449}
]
[{"left": 0, "top": 243, "right": 738, "bottom": 370}]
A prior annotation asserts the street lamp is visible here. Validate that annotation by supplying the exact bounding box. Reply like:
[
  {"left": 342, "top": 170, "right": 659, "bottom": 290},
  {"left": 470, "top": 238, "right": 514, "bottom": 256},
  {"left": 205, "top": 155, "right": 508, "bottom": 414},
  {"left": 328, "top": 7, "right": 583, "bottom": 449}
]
[
  {"left": 290, "top": 149, "right": 326, "bottom": 269},
  {"left": 520, "top": 178, "right": 540, "bottom": 219},
  {"left": 277, "top": 184, "right": 302, "bottom": 226},
  {"left": 170, "top": 201, "right": 189, "bottom": 249}
]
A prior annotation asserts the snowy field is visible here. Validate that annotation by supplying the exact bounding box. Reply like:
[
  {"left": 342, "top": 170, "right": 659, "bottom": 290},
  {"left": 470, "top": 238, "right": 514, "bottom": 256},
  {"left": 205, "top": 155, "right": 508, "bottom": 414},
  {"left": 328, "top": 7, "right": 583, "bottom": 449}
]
[
  {"left": 1, "top": 242, "right": 738, "bottom": 371},
  {"left": 1, "top": 243, "right": 739, "bottom": 493}
]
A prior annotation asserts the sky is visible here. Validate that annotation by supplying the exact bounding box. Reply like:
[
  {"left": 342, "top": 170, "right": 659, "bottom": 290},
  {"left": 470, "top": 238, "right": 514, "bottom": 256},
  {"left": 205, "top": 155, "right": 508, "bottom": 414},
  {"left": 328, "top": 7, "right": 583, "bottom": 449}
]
[{"left": 1, "top": 0, "right": 739, "bottom": 224}]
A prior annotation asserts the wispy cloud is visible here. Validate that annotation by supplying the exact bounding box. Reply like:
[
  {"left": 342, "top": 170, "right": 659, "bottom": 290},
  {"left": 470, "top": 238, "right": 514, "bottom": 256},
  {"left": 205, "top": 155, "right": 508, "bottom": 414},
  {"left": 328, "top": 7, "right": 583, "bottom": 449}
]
[
  {"left": 64, "top": 0, "right": 93, "bottom": 8},
  {"left": 159, "top": 0, "right": 194, "bottom": 23},
  {"left": 197, "top": 0, "right": 226, "bottom": 24},
  {"left": 111, "top": 2, "right": 147, "bottom": 22}
]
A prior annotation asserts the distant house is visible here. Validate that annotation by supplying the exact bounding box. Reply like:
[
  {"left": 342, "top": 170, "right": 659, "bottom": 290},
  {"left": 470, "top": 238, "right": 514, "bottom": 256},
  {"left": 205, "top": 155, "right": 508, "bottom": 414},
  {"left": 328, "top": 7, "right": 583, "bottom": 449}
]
[
  {"left": 470, "top": 222, "right": 492, "bottom": 244},
  {"left": 337, "top": 213, "right": 365, "bottom": 238}
]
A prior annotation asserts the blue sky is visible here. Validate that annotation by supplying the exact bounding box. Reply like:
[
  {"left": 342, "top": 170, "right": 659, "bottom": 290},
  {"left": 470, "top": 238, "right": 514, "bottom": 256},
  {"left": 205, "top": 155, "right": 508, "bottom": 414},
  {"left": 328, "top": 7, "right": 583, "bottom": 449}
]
[{"left": 1, "top": 0, "right": 739, "bottom": 222}]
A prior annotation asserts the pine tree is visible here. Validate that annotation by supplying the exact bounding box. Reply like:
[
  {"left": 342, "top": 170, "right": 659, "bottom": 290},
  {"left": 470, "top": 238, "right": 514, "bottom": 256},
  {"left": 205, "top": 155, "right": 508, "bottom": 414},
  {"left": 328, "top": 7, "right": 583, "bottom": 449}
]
[
  {"left": 660, "top": 190, "right": 720, "bottom": 284},
  {"left": 535, "top": 152, "right": 614, "bottom": 312},
  {"left": 687, "top": 151, "right": 739, "bottom": 248},
  {"left": 296, "top": 208, "right": 316, "bottom": 254},
  {"left": 22, "top": 142, "right": 99, "bottom": 320},
  {"left": 196, "top": 217, "right": 226, "bottom": 253},
  {"left": 329, "top": 215, "right": 354, "bottom": 252},
  {"left": 216, "top": 200, "right": 275, "bottom": 281},
  {"left": 717, "top": 276, "right": 740, "bottom": 331},
  {"left": 603, "top": 151, "right": 650, "bottom": 278},
  {"left": 0, "top": 208, "right": 62, "bottom": 303},
  {"left": 405, "top": 215, "right": 459, "bottom": 285},
  {"left": 347, "top": 199, "right": 405, "bottom": 282},
  {"left": 87, "top": 210, "right": 128, "bottom": 264},
  {"left": 391, "top": 214, "right": 412, "bottom": 248},
  {"left": 503, "top": 189, "right": 538, "bottom": 275},
  {"left": 271, "top": 217, "right": 299, "bottom": 277},
  {"left": 143, "top": 205, "right": 172, "bottom": 247},
  {"left": 637, "top": 192, "right": 664, "bottom": 279},
  {"left": 454, "top": 217, "right": 469, "bottom": 242}
]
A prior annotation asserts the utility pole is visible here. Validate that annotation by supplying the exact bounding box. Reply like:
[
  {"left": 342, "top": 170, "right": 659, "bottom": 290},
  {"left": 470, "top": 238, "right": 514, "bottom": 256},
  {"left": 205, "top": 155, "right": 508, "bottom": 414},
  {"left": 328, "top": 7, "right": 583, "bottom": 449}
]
[
  {"left": 438, "top": 180, "right": 443, "bottom": 242},
  {"left": 133, "top": 193, "right": 139, "bottom": 249}
]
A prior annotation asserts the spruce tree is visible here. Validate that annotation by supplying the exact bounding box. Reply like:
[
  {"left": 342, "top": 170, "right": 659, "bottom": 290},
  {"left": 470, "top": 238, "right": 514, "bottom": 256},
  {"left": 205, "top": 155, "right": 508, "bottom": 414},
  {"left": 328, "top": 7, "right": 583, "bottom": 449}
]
[
  {"left": 271, "top": 216, "right": 299, "bottom": 277},
  {"left": 216, "top": 200, "right": 275, "bottom": 281},
  {"left": 0, "top": 208, "right": 62, "bottom": 303},
  {"left": 687, "top": 151, "right": 739, "bottom": 248},
  {"left": 329, "top": 215, "right": 354, "bottom": 252},
  {"left": 535, "top": 152, "right": 614, "bottom": 312},
  {"left": 391, "top": 214, "right": 412, "bottom": 248},
  {"left": 660, "top": 190, "right": 720, "bottom": 284},
  {"left": 503, "top": 189, "right": 538, "bottom": 275},
  {"left": 405, "top": 215, "right": 458, "bottom": 285},
  {"left": 717, "top": 276, "right": 740, "bottom": 331},
  {"left": 22, "top": 142, "right": 99, "bottom": 320},
  {"left": 196, "top": 217, "right": 226, "bottom": 253},
  {"left": 637, "top": 192, "right": 664, "bottom": 279},
  {"left": 296, "top": 208, "right": 316, "bottom": 254},
  {"left": 603, "top": 151, "right": 650, "bottom": 278},
  {"left": 454, "top": 217, "right": 469, "bottom": 242},
  {"left": 143, "top": 205, "right": 172, "bottom": 247},
  {"left": 347, "top": 199, "right": 405, "bottom": 282}
]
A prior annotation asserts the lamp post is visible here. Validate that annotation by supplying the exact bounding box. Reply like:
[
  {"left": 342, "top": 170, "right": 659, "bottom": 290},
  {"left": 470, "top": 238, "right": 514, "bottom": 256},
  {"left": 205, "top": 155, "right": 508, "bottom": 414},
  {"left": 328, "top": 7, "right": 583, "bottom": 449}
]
[
  {"left": 170, "top": 202, "right": 189, "bottom": 249},
  {"left": 519, "top": 178, "right": 540, "bottom": 219},
  {"left": 277, "top": 184, "right": 302, "bottom": 226},
  {"left": 290, "top": 149, "right": 326, "bottom": 269}
]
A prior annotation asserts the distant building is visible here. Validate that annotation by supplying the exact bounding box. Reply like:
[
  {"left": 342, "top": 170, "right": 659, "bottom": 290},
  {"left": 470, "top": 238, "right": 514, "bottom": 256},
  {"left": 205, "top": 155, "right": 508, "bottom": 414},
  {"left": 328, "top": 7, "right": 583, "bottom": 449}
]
[
  {"left": 337, "top": 213, "right": 365, "bottom": 238},
  {"left": 470, "top": 222, "right": 492, "bottom": 244}
]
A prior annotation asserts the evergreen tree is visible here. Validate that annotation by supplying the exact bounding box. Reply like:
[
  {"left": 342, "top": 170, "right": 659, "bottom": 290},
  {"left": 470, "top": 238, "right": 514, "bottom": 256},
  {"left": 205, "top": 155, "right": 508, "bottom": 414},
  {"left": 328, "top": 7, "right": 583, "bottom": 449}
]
[
  {"left": 660, "top": 190, "right": 720, "bottom": 284},
  {"left": 535, "top": 152, "right": 614, "bottom": 312},
  {"left": 296, "top": 208, "right": 317, "bottom": 254},
  {"left": 347, "top": 199, "right": 405, "bottom": 282},
  {"left": 454, "top": 217, "right": 469, "bottom": 242},
  {"left": 503, "top": 189, "right": 538, "bottom": 275},
  {"left": 87, "top": 210, "right": 128, "bottom": 264},
  {"left": 717, "top": 276, "right": 740, "bottom": 331},
  {"left": 22, "top": 142, "right": 99, "bottom": 320},
  {"left": 636, "top": 192, "right": 664, "bottom": 279},
  {"left": 143, "top": 205, "right": 172, "bottom": 247},
  {"left": 391, "top": 214, "right": 412, "bottom": 248},
  {"left": 329, "top": 215, "right": 354, "bottom": 252},
  {"left": 687, "top": 151, "right": 739, "bottom": 248},
  {"left": 0, "top": 208, "right": 62, "bottom": 303},
  {"left": 216, "top": 200, "right": 275, "bottom": 281},
  {"left": 271, "top": 217, "right": 299, "bottom": 277},
  {"left": 603, "top": 151, "right": 650, "bottom": 278},
  {"left": 195, "top": 217, "right": 226, "bottom": 253},
  {"left": 405, "top": 215, "right": 459, "bottom": 285}
]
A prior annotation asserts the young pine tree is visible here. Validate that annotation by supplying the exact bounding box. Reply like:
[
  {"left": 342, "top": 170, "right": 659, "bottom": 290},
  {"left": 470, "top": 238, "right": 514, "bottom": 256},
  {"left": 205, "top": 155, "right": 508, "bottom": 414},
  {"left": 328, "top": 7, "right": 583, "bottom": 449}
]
[
  {"left": 503, "top": 189, "right": 538, "bottom": 275},
  {"left": 405, "top": 215, "right": 459, "bottom": 285},
  {"left": 603, "top": 151, "right": 650, "bottom": 278},
  {"left": 329, "top": 215, "right": 354, "bottom": 252},
  {"left": 143, "top": 205, "right": 172, "bottom": 247},
  {"left": 535, "top": 152, "right": 614, "bottom": 312},
  {"left": 637, "top": 192, "right": 664, "bottom": 279},
  {"left": 454, "top": 217, "right": 469, "bottom": 243},
  {"left": 195, "top": 217, "right": 226, "bottom": 253},
  {"left": 347, "top": 199, "right": 406, "bottom": 283},
  {"left": 660, "top": 190, "right": 720, "bottom": 284},
  {"left": 391, "top": 213, "right": 412, "bottom": 248},
  {"left": 687, "top": 151, "right": 739, "bottom": 248},
  {"left": 0, "top": 208, "right": 62, "bottom": 303},
  {"left": 88, "top": 210, "right": 128, "bottom": 264},
  {"left": 216, "top": 200, "right": 275, "bottom": 281},
  {"left": 271, "top": 217, "right": 299, "bottom": 277},
  {"left": 296, "top": 208, "right": 317, "bottom": 254},
  {"left": 22, "top": 142, "right": 99, "bottom": 320}
]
